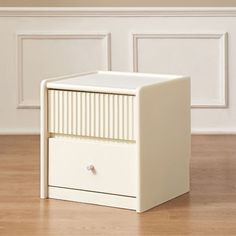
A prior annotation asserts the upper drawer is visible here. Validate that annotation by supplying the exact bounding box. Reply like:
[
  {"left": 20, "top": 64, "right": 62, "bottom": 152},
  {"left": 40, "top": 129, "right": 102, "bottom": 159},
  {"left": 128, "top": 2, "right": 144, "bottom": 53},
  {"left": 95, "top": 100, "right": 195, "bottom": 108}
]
[{"left": 48, "top": 90, "right": 135, "bottom": 141}]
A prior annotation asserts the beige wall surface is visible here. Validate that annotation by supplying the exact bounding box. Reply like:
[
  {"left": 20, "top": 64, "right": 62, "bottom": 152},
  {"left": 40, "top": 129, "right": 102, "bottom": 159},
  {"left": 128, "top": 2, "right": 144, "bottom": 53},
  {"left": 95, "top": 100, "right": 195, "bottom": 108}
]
[{"left": 1, "top": 0, "right": 236, "bottom": 7}]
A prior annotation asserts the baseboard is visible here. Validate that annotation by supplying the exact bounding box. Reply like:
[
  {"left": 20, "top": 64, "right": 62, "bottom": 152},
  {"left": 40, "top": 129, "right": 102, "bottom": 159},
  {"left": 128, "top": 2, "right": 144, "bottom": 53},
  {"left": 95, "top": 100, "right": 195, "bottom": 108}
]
[
  {"left": 0, "top": 128, "right": 39, "bottom": 135},
  {"left": 191, "top": 129, "right": 236, "bottom": 135},
  {"left": 1, "top": 128, "right": 236, "bottom": 135}
]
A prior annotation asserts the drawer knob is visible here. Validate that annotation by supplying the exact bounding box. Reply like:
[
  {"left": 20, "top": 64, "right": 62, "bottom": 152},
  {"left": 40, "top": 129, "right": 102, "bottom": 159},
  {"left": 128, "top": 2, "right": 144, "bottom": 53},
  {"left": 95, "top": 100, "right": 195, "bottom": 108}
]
[{"left": 86, "top": 164, "right": 95, "bottom": 171}]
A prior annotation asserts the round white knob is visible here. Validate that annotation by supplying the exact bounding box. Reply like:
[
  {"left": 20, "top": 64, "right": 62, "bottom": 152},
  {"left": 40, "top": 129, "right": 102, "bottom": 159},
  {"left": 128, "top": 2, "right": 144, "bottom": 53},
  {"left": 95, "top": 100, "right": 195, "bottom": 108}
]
[{"left": 87, "top": 164, "right": 95, "bottom": 171}]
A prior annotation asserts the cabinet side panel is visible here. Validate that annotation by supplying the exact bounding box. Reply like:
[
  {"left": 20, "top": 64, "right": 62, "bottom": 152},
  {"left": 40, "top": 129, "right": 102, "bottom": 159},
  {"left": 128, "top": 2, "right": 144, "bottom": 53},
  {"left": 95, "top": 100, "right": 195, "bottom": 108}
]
[{"left": 138, "top": 78, "right": 191, "bottom": 212}]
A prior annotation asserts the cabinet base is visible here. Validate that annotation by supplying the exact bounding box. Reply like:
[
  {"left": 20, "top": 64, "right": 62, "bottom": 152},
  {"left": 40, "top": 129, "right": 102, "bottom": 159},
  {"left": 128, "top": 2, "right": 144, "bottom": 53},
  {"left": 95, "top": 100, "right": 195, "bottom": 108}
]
[{"left": 48, "top": 186, "right": 137, "bottom": 211}]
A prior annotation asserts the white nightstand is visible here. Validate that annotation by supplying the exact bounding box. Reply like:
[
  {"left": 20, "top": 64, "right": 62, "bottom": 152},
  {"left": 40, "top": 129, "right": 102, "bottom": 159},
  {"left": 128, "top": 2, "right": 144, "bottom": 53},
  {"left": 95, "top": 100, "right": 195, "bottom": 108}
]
[{"left": 40, "top": 71, "right": 190, "bottom": 213}]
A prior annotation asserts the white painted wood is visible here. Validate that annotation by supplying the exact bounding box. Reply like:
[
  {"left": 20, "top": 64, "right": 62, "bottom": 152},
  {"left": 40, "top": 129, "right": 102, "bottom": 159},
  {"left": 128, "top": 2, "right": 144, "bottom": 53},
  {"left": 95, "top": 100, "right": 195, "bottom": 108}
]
[
  {"left": 48, "top": 186, "right": 136, "bottom": 211},
  {"left": 41, "top": 70, "right": 190, "bottom": 212},
  {"left": 48, "top": 137, "right": 137, "bottom": 197},
  {"left": 40, "top": 71, "right": 98, "bottom": 198},
  {"left": 40, "top": 79, "right": 48, "bottom": 198},
  {"left": 1, "top": 7, "right": 236, "bottom": 134},
  {"left": 47, "top": 71, "right": 178, "bottom": 94},
  {"left": 136, "top": 77, "right": 191, "bottom": 212},
  {"left": 48, "top": 89, "right": 135, "bottom": 141}
]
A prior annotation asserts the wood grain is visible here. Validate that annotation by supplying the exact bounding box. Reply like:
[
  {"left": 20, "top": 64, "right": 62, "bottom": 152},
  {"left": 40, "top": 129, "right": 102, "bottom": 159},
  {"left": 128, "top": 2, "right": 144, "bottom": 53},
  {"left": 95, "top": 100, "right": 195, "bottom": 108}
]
[{"left": 0, "top": 135, "right": 236, "bottom": 235}]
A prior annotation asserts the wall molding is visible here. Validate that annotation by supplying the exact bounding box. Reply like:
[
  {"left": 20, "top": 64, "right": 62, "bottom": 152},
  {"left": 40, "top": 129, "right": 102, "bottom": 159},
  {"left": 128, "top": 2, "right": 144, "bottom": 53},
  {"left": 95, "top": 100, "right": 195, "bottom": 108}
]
[
  {"left": 0, "top": 128, "right": 40, "bottom": 135},
  {"left": 191, "top": 129, "right": 236, "bottom": 135},
  {"left": 132, "top": 32, "right": 228, "bottom": 108},
  {"left": 2, "top": 7, "right": 236, "bottom": 17},
  {"left": 17, "top": 32, "right": 111, "bottom": 109}
]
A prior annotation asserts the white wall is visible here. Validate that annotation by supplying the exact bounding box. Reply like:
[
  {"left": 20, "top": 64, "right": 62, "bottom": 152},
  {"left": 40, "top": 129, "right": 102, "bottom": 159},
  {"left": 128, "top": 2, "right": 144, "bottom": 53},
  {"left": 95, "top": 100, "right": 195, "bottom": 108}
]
[{"left": 0, "top": 7, "right": 236, "bottom": 134}]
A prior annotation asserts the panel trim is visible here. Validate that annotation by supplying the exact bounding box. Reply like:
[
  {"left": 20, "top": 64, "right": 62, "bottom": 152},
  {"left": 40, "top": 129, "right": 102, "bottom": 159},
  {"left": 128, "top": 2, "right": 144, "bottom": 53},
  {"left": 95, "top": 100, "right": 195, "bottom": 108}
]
[
  {"left": 1, "top": 7, "right": 236, "bottom": 17},
  {"left": 132, "top": 32, "right": 228, "bottom": 108},
  {"left": 17, "top": 32, "right": 111, "bottom": 109}
]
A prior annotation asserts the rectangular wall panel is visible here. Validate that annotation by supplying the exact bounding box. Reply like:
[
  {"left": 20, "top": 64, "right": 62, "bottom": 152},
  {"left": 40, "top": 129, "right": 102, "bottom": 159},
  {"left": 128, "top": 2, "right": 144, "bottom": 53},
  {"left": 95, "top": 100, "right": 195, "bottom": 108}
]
[
  {"left": 48, "top": 90, "right": 135, "bottom": 141},
  {"left": 17, "top": 33, "right": 111, "bottom": 109},
  {"left": 132, "top": 33, "right": 227, "bottom": 108}
]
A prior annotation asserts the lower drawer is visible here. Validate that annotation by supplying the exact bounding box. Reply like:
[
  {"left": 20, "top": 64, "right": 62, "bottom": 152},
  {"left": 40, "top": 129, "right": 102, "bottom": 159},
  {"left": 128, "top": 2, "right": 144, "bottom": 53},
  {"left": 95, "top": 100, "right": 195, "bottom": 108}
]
[{"left": 48, "top": 137, "right": 136, "bottom": 197}]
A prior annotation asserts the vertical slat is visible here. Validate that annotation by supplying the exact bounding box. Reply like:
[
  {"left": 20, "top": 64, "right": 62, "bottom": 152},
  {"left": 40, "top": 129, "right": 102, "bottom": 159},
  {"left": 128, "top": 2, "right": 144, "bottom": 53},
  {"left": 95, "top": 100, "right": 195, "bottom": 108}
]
[
  {"left": 127, "top": 96, "right": 132, "bottom": 140},
  {"left": 67, "top": 91, "right": 71, "bottom": 135},
  {"left": 131, "top": 96, "right": 135, "bottom": 140},
  {"left": 109, "top": 94, "right": 114, "bottom": 139},
  {"left": 76, "top": 92, "right": 81, "bottom": 136},
  {"left": 81, "top": 92, "right": 86, "bottom": 136},
  {"left": 90, "top": 93, "right": 95, "bottom": 137},
  {"left": 72, "top": 92, "right": 77, "bottom": 135},
  {"left": 114, "top": 95, "right": 119, "bottom": 140},
  {"left": 100, "top": 94, "right": 104, "bottom": 138},
  {"left": 62, "top": 91, "right": 68, "bottom": 134},
  {"left": 95, "top": 93, "right": 100, "bottom": 137},
  {"left": 118, "top": 95, "right": 124, "bottom": 140},
  {"left": 123, "top": 96, "right": 128, "bottom": 140},
  {"left": 86, "top": 92, "right": 91, "bottom": 137},
  {"left": 104, "top": 94, "right": 109, "bottom": 139},
  {"left": 59, "top": 90, "right": 64, "bottom": 134}
]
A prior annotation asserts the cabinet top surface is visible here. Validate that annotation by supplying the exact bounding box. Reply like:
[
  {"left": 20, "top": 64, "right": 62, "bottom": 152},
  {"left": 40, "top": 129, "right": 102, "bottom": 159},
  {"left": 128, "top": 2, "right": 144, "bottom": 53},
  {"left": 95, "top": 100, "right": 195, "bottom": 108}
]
[{"left": 46, "top": 71, "right": 186, "bottom": 94}]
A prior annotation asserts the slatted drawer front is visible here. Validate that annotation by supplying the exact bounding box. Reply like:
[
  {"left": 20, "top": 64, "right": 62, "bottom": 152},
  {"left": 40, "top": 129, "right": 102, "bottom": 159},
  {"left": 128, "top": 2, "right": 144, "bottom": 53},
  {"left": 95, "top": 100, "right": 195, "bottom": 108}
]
[{"left": 48, "top": 90, "right": 135, "bottom": 141}]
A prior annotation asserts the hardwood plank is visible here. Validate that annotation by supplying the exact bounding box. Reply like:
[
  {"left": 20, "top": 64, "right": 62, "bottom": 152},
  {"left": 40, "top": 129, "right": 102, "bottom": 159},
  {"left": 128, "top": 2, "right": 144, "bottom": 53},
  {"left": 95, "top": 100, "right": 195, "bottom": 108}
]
[{"left": 0, "top": 135, "right": 236, "bottom": 235}]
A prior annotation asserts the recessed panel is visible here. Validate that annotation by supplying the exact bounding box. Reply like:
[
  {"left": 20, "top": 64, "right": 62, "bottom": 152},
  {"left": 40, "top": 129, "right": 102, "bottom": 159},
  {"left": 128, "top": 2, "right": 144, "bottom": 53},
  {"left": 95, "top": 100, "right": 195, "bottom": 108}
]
[
  {"left": 18, "top": 34, "right": 110, "bottom": 108},
  {"left": 133, "top": 33, "right": 227, "bottom": 107}
]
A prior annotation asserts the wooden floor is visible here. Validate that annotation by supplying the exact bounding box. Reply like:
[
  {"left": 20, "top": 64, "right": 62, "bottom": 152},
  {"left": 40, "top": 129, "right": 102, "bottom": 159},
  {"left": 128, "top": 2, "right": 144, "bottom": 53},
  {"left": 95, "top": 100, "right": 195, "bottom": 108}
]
[{"left": 0, "top": 136, "right": 236, "bottom": 236}]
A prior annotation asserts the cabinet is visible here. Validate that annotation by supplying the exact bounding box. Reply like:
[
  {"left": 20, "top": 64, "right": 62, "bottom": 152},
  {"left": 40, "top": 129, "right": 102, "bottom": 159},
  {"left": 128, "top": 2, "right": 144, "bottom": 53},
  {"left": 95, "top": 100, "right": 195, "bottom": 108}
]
[{"left": 40, "top": 71, "right": 190, "bottom": 212}]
